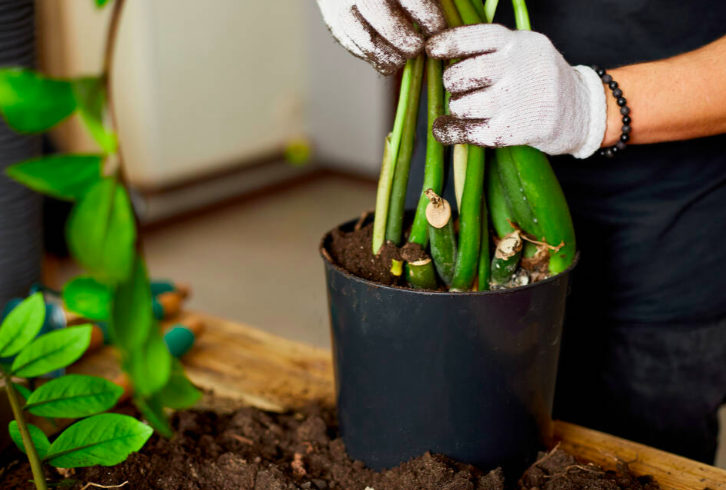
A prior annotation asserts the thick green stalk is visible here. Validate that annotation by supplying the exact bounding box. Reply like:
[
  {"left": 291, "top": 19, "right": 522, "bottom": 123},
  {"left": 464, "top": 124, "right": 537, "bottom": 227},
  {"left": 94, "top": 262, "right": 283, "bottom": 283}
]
[
  {"left": 440, "top": 0, "right": 464, "bottom": 27},
  {"left": 4, "top": 374, "right": 48, "bottom": 490},
  {"left": 453, "top": 145, "right": 468, "bottom": 210},
  {"left": 487, "top": 156, "right": 516, "bottom": 238},
  {"left": 491, "top": 231, "right": 523, "bottom": 285},
  {"left": 453, "top": 0, "right": 484, "bottom": 24},
  {"left": 372, "top": 61, "right": 415, "bottom": 253},
  {"left": 451, "top": 146, "right": 485, "bottom": 290},
  {"left": 477, "top": 195, "right": 491, "bottom": 290},
  {"left": 409, "top": 58, "right": 445, "bottom": 246},
  {"left": 471, "top": 0, "right": 486, "bottom": 23},
  {"left": 385, "top": 55, "right": 426, "bottom": 246},
  {"left": 494, "top": 147, "right": 544, "bottom": 238},
  {"left": 511, "top": 0, "right": 532, "bottom": 30},
  {"left": 508, "top": 146, "right": 576, "bottom": 273},
  {"left": 406, "top": 260, "right": 438, "bottom": 289},
  {"left": 484, "top": 0, "right": 500, "bottom": 22},
  {"left": 425, "top": 190, "right": 457, "bottom": 286}
]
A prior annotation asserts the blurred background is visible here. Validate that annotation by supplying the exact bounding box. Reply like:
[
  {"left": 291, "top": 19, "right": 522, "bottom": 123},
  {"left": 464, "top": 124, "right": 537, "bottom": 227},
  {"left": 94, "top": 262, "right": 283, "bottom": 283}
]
[
  {"left": 31, "top": 0, "right": 395, "bottom": 348},
  {"left": 1, "top": 0, "right": 725, "bottom": 467}
]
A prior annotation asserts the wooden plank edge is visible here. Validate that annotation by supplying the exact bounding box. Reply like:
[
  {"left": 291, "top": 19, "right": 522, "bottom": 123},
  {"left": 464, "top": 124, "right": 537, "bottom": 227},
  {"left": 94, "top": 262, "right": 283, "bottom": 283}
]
[{"left": 554, "top": 420, "right": 726, "bottom": 490}]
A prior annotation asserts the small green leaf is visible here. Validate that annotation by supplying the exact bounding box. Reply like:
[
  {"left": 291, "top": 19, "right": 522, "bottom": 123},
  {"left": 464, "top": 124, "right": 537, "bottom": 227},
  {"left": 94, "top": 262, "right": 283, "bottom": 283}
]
[
  {"left": 156, "top": 358, "right": 201, "bottom": 410},
  {"left": 9, "top": 421, "right": 50, "bottom": 459},
  {"left": 72, "top": 78, "right": 117, "bottom": 154},
  {"left": 14, "top": 383, "right": 33, "bottom": 403},
  {"left": 66, "top": 178, "right": 136, "bottom": 284},
  {"left": 111, "top": 257, "right": 152, "bottom": 351},
  {"left": 134, "top": 394, "right": 173, "bottom": 438},
  {"left": 11, "top": 325, "right": 92, "bottom": 378},
  {"left": 63, "top": 276, "right": 113, "bottom": 321},
  {"left": 125, "top": 328, "right": 171, "bottom": 396},
  {"left": 95, "top": 0, "right": 113, "bottom": 7},
  {"left": 0, "top": 292, "right": 45, "bottom": 357},
  {"left": 0, "top": 68, "right": 76, "bottom": 133},
  {"left": 25, "top": 374, "right": 123, "bottom": 418},
  {"left": 6, "top": 154, "right": 103, "bottom": 201},
  {"left": 45, "top": 413, "right": 152, "bottom": 468}
]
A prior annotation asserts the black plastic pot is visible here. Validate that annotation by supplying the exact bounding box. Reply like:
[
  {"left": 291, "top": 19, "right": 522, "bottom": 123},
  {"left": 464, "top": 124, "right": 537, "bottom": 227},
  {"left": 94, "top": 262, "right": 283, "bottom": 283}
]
[{"left": 320, "top": 217, "right": 576, "bottom": 476}]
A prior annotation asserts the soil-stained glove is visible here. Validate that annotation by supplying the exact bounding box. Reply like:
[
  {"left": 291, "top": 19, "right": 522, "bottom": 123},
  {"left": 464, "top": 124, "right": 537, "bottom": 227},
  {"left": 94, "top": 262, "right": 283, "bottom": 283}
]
[
  {"left": 427, "top": 24, "right": 607, "bottom": 158},
  {"left": 317, "top": 0, "right": 446, "bottom": 75}
]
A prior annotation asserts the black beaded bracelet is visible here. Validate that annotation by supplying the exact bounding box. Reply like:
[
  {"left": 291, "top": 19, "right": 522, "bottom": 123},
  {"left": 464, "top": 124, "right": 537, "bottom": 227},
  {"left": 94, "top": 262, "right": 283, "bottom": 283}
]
[{"left": 592, "top": 66, "right": 631, "bottom": 158}]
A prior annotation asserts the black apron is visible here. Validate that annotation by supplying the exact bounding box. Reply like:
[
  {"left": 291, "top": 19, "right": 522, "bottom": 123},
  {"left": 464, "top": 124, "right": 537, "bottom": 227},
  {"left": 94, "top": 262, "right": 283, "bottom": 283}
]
[
  {"left": 492, "top": 0, "right": 726, "bottom": 463},
  {"left": 403, "top": 0, "right": 726, "bottom": 463}
]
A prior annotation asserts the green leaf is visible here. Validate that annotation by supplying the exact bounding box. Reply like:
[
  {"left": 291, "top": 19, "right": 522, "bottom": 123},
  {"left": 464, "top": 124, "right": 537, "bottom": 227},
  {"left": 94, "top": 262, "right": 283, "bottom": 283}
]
[
  {"left": 72, "top": 78, "right": 117, "bottom": 154},
  {"left": 11, "top": 325, "right": 92, "bottom": 378},
  {"left": 95, "top": 0, "right": 113, "bottom": 7},
  {"left": 0, "top": 68, "right": 76, "bottom": 133},
  {"left": 25, "top": 374, "right": 123, "bottom": 418},
  {"left": 110, "top": 257, "right": 152, "bottom": 351},
  {"left": 156, "top": 358, "right": 201, "bottom": 410},
  {"left": 134, "top": 394, "right": 173, "bottom": 438},
  {"left": 6, "top": 154, "right": 103, "bottom": 201},
  {"left": 9, "top": 421, "right": 50, "bottom": 459},
  {"left": 13, "top": 383, "right": 33, "bottom": 403},
  {"left": 45, "top": 413, "right": 152, "bottom": 468},
  {"left": 63, "top": 276, "right": 113, "bottom": 321},
  {"left": 0, "top": 292, "right": 46, "bottom": 357},
  {"left": 125, "top": 328, "right": 171, "bottom": 396},
  {"left": 66, "top": 178, "right": 136, "bottom": 284}
]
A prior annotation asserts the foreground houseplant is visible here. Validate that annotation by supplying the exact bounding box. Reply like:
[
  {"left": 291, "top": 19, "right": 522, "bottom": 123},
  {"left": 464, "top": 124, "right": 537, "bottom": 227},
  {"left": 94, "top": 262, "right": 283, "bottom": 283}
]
[
  {"left": 0, "top": 0, "right": 200, "bottom": 487},
  {"left": 372, "top": 0, "right": 575, "bottom": 292},
  {"left": 321, "top": 0, "right": 578, "bottom": 474}
]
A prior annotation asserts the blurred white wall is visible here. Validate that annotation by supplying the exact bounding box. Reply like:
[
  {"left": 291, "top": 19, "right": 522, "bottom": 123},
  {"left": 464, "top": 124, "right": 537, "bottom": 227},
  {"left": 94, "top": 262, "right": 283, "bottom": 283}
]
[
  {"left": 304, "top": 2, "right": 392, "bottom": 177},
  {"left": 39, "top": 0, "right": 389, "bottom": 188}
]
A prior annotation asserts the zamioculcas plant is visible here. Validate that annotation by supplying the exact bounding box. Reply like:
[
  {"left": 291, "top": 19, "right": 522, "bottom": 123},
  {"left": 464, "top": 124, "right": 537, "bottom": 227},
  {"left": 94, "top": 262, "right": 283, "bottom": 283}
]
[
  {"left": 0, "top": 0, "right": 201, "bottom": 485},
  {"left": 1, "top": 294, "right": 152, "bottom": 490},
  {"left": 372, "top": 0, "right": 576, "bottom": 291}
]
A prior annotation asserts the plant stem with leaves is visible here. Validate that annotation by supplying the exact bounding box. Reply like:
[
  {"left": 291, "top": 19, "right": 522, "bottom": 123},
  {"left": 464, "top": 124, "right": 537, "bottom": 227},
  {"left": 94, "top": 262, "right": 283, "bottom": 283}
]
[{"left": 4, "top": 376, "right": 47, "bottom": 490}]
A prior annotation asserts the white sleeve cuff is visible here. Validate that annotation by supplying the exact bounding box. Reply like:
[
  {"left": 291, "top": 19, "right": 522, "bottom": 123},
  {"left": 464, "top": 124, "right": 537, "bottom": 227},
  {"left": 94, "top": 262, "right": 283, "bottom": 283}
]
[{"left": 570, "top": 65, "right": 608, "bottom": 159}]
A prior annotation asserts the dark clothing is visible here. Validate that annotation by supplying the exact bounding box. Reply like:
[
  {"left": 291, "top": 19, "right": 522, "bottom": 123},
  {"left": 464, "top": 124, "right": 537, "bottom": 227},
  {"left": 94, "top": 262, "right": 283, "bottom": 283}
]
[
  {"left": 494, "top": 1, "right": 726, "bottom": 463},
  {"left": 404, "top": 0, "right": 726, "bottom": 463}
]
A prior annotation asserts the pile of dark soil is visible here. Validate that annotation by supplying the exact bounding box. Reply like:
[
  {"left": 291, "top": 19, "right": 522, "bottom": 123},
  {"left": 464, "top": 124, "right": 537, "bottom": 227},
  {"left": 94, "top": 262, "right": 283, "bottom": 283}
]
[
  {"left": 1, "top": 405, "right": 662, "bottom": 490},
  {"left": 327, "top": 222, "right": 404, "bottom": 287}
]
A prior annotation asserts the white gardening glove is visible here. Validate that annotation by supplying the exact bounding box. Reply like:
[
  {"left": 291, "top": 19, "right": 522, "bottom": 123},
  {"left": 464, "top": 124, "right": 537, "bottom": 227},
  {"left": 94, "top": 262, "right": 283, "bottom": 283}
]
[
  {"left": 316, "top": 0, "right": 446, "bottom": 75},
  {"left": 426, "top": 24, "right": 607, "bottom": 158}
]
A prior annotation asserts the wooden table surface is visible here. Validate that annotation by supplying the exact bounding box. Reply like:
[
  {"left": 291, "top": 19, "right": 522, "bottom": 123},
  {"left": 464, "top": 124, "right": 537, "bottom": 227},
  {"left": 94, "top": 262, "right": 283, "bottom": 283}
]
[{"left": 71, "top": 311, "right": 726, "bottom": 490}]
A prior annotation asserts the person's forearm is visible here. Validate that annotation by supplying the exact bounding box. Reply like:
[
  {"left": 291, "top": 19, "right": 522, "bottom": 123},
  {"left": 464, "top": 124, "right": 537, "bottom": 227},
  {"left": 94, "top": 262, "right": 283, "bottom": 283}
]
[{"left": 603, "top": 36, "right": 726, "bottom": 147}]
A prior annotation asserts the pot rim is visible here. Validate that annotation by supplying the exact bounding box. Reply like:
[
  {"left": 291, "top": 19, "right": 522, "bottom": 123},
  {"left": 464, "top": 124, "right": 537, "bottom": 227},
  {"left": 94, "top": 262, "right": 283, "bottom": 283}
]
[{"left": 320, "top": 224, "right": 579, "bottom": 297}]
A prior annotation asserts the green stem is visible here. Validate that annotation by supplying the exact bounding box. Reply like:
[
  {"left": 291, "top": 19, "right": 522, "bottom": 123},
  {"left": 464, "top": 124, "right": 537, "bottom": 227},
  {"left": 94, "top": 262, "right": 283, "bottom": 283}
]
[
  {"left": 484, "top": 0, "right": 500, "bottom": 22},
  {"left": 451, "top": 146, "right": 485, "bottom": 290},
  {"left": 439, "top": 0, "right": 464, "bottom": 27},
  {"left": 453, "top": 0, "right": 484, "bottom": 24},
  {"left": 4, "top": 374, "right": 48, "bottom": 490},
  {"left": 511, "top": 0, "right": 531, "bottom": 30},
  {"left": 372, "top": 61, "right": 415, "bottom": 253},
  {"left": 494, "top": 147, "right": 544, "bottom": 238},
  {"left": 486, "top": 156, "right": 516, "bottom": 238},
  {"left": 405, "top": 260, "right": 438, "bottom": 289},
  {"left": 425, "top": 190, "right": 457, "bottom": 286},
  {"left": 385, "top": 55, "right": 426, "bottom": 246},
  {"left": 453, "top": 145, "right": 468, "bottom": 210},
  {"left": 477, "top": 194, "right": 491, "bottom": 291},
  {"left": 409, "top": 58, "right": 445, "bottom": 247},
  {"left": 471, "top": 0, "right": 486, "bottom": 23}
]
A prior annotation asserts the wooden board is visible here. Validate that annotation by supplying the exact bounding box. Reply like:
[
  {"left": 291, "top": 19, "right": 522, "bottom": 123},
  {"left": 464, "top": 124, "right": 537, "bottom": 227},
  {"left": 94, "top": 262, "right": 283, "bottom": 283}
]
[
  {"left": 68, "top": 310, "right": 726, "bottom": 490},
  {"left": 555, "top": 421, "right": 725, "bottom": 490}
]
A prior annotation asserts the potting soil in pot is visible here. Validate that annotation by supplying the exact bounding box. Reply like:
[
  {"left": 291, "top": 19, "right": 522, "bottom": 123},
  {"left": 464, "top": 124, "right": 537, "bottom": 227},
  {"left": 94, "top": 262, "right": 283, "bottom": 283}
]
[{"left": 0, "top": 404, "right": 662, "bottom": 490}]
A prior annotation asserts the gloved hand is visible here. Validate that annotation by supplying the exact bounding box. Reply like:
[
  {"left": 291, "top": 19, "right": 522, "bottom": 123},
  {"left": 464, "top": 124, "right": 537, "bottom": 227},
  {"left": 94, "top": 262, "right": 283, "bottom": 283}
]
[
  {"left": 426, "top": 24, "right": 607, "bottom": 158},
  {"left": 316, "top": 0, "right": 446, "bottom": 75}
]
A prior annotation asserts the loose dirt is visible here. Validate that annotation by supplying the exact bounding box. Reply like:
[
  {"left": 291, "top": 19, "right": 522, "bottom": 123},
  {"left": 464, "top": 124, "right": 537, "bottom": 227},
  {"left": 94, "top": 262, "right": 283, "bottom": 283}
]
[{"left": 1, "top": 405, "right": 662, "bottom": 490}]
